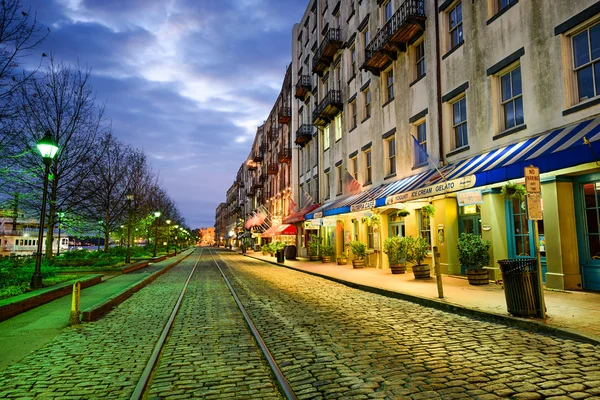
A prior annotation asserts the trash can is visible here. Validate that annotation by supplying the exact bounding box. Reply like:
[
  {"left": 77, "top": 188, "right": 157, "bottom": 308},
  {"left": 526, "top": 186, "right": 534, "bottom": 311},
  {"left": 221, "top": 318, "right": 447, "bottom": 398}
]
[
  {"left": 284, "top": 245, "right": 296, "bottom": 260},
  {"left": 497, "top": 258, "right": 541, "bottom": 317},
  {"left": 276, "top": 249, "right": 285, "bottom": 263}
]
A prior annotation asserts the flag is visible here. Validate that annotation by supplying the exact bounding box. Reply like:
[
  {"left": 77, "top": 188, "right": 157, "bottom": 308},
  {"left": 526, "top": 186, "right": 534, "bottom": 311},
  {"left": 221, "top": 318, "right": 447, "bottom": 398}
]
[
  {"left": 343, "top": 171, "right": 361, "bottom": 195},
  {"left": 412, "top": 134, "right": 429, "bottom": 167},
  {"left": 300, "top": 186, "right": 316, "bottom": 208},
  {"left": 288, "top": 198, "right": 299, "bottom": 214}
]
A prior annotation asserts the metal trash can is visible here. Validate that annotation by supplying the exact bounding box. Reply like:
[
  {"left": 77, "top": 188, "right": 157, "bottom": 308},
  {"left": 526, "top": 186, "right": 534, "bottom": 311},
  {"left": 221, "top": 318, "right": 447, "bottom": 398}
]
[
  {"left": 284, "top": 245, "right": 296, "bottom": 260},
  {"left": 497, "top": 258, "right": 541, "bottom": 317}
]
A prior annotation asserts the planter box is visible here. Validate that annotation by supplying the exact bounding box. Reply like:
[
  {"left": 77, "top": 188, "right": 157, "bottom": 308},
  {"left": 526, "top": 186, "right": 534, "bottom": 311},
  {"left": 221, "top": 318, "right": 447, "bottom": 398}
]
[
  {"left": 412, "top": 264, "right": 430, "bottom": 279},
  {"left": 390, "top": 262, "right": 406, "bottom": 274},
  {"left": 467, "top": 269, "right": 489, "bottom": 285},
  {"left": 352, "top": 259, "right": 365, "bottom": 269},
  {"left": 321, "top": 256, "right": 331, "bottom": 263},
  {"left": 337, "top": 258, "right": 348, "bottom": 265},
  {"left": 310, "top": 255, "right": 320, "bottom": 261}
]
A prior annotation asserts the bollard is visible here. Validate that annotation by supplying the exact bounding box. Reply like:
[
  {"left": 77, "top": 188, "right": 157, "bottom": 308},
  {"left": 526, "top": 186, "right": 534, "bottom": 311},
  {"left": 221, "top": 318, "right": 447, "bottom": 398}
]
[
  {"left": 433, "top": 246, "right": 444, "bottom": 299},
  {"left": 69, "top": 281, "right": 81, "bottom": 326}
]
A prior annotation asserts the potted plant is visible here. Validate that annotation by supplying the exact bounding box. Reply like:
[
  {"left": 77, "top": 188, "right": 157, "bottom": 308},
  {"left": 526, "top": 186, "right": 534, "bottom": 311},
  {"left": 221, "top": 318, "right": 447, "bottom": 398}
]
[
  {"left": 501, "top": 182, "right": 526, "bottom": 202},
  {"left": 337, "top": 248, "right": 348, "bottom": 265},
  {"left": 273, "top": 241, "right": 286, "bottom": 263},
  {"left": 457, "top": 233, "right": 491, "bottom": 285},
  {"left": 350, "top": 240, "right": 367, "bottom": 268},
  {"left": 371, "top": 214, "right": 381, "bottom": 226},
  {"left": 321, "top": 244, "right": 334, "bottom": 263},
  {"left": 397, "top": 209, "right": 410, "bottom": 218},
  {"left": 361, "top": 216, "right": 372, "bottom": 226},
  {"left": 421, "top": 205, "right": 435, "bottom": 219},
  {"left": 383, "top": 236, "right": 408, "bottom": 274},
  {"left": 268, "top": 242, "right": 277, "bottom": 257},
  {"left": 261, "top": 244, "right": 270, "bottom": 256},
  {"left": 405, "top": 236, "right": 431, "bottom": 279},
  {"left": 308, "top": 236, "right": 322, "bottom": 261}
]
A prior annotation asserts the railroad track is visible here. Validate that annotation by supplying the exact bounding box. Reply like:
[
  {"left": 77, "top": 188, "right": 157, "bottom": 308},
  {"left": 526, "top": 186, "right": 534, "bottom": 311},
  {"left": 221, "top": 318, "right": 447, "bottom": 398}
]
[{"left": 130, "top": 247, "right": 297, "bottom": 400}]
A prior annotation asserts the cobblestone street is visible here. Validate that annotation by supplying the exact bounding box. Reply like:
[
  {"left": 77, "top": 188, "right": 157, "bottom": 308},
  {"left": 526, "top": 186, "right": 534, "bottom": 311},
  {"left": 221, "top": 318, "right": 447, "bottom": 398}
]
[{"left": 0, "top": 248, "right": 599, "bottom": 399}]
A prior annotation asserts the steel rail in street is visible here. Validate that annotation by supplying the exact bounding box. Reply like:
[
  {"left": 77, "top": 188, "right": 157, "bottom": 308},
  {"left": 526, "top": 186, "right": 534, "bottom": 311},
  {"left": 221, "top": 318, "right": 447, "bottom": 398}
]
[
  {"left": 130, "top": 248, "right": 203, "bottom": 400},
  {"left": 209, "top": 249, "right": 298, "bottom": 400}
]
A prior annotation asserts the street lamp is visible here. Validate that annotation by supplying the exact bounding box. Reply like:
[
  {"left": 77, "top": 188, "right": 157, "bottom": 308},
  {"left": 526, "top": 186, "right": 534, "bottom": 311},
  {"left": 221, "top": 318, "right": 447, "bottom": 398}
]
[
  {"left": 97, "top": 220, "right": 103, "bottom": 251},
  {"left": 153, "top": 211, "right": 161, "bottom": 257},
  {"left": 31, "top": 131, "right": 59, "bottom": 289},
  {"left": 120, "top": 225, "right": 125, "bottom": 247},
  {"left": 125, "top": 191, "right": 134, "bottom": 263},
  {"left": 56, "top": 211, "right": 65, "bottom": 256},
  {"left": 166, "top": 219, "right": 171, "bottom": 254}
]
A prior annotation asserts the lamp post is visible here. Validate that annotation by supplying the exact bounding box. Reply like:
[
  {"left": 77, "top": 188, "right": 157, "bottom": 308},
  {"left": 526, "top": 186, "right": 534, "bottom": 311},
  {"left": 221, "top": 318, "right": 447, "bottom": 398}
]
[
  {"left": 166, "top": 219, "right": 171, "bottom": 254},
  {"left": 125, "top": 191, "right": 134, "bottom": 263},
  {"left": 97, "top": 220, "right": 103, "bottom": 251},
  {"left": 152, "top": 211, "right": 161, "bottom": 257},
  {"left": 120, "top": 225, "right": 125, "bottom": 247},
  {"left": 179, "top": 227, "right": 184, "bottom": 251},
  {"left": 56, "top": 211, "right": 65, "bottom": 256},
  {"left": 31, "top": 131, "right": 59, "bottom": 289}
]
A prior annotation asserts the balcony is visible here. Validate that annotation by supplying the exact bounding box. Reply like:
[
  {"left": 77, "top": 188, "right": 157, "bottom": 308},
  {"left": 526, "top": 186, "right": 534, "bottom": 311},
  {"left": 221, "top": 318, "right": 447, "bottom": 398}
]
[
  {"left": 268, "top": 163, "right": 279, "bottom": 175},
  {"left": 246, "top": 160, "right": 257, "bottom": 171},
  {"left": 361, "top": 0, "right": 426, "bottom": 75},
  {"left": 295, "top": 124, "right": 313, "bottom": 146},
  {"left": 278, "top": 107, "right": 291, "bottom": 124},
  {"left": 311, "top": 28, "right": 343, "bottom": 76},
  {"left": 259, "top": 143, "right": 268, "bottom": 152},
  {"left": 252, "top": 151, "right": 263, "bottom": 163},
  {"left": 251, "top": 179, "right": 263, "bottom": 191},
  {"left": 270, "top": 126, "right": 280, "bottom": 141},
  {"left": 278, "top": 148, "right": 292, "bottom": 164},
  {"left": 295, "top": 75, "right": 312, "bottom": 99},
  {"left": 312, "top": 90, "right": 342, "bottom": 126}
]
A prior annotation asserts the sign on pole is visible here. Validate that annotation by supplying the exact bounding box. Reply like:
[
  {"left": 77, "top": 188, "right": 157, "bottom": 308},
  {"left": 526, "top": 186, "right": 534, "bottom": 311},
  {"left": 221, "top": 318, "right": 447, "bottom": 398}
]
[
  {"left": 526, "top": 193, "right": 543, "bottom": 220},
  {"left": 524, "top": 166, "right": 541, "bottom": 193}
]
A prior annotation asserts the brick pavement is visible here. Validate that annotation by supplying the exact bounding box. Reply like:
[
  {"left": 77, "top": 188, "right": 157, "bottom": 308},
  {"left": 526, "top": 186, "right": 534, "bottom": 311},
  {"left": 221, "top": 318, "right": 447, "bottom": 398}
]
[
  {"left": 218, "top": 251, "right": 600, "bottom": 399},
  {"left": 242, "top": 249, "right": 600, "bottom": 343}
]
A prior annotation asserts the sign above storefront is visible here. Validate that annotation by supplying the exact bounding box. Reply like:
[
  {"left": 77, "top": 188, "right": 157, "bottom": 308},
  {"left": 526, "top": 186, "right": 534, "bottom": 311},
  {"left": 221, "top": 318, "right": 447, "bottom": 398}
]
[
  {"left": 304, "top": 219, "right": 322, "bottom": 228},
  {"left": 322, "top": 219, "right": 336, "bottom": 227},
  {"left": 457, "top": 190, "right": 483, "bottom": 206},
  {"left": 385, "top": 175, "right": 476, "bottom": 205},
  {"left": 350, "top": 200, "right": 376, "bottom": 212},
  {"left": 313, "top": 212, "right": 323, "bottom": 218}
]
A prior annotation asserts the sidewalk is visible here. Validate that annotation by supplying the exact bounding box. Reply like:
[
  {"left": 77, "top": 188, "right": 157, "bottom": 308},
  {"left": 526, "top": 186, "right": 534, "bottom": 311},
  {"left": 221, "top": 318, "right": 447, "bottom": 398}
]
[
  {"left": 0, "top": 249, "right": 194, "bottom": 371},
  {"left": 241, "top": 249, "right": 600, "bottom": 345}
]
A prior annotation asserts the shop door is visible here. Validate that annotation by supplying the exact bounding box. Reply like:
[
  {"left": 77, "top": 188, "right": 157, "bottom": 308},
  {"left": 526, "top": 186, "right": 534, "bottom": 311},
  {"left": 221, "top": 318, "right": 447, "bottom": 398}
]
[
  {"left": 505, "top": 199, "right": 547, "bottom": 283},
  {"left": 574, "top": 179, "right": 600, "bottom": 291},
  {"left": 458, "top": 205, "right": 481, "bottom": 274}
]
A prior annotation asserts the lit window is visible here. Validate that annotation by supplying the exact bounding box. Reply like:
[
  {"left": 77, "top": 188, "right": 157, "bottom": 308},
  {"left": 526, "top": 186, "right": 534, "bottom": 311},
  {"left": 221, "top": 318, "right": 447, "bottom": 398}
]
[
  {"left": 500, "top": 66, "right": 524, "bottom": 130},
  {"left": 419, "top": 209, "right": 432, "bottom": 246},
  {"left": 323, "top": 124, "right": 330, "bottom": 149},
  {"left": 335, "top": 114, "right": 342, "bottom": 141}
]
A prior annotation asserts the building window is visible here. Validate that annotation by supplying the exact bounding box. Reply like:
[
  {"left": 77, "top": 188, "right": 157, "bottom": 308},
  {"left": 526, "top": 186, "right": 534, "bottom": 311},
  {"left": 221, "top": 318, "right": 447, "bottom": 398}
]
[
  {"left": 384, "top": 68, "right": 394, "bottom": 103},
  {"left": 352, "top": 219, "right": 359, "bottom": 241},
  {"left": 323, "top": 124, "right": 330, "bottom": 150},
  {"left": 572, "top": 23, "right": 600, "bottom": 102},
  {"left": 365, "top": 150, "right": 372, "bottom": 184},
  {"left": 363, "top": 87, "right": 371, "bottom": 119},
  {"left": 419, "top": 209, "right": 432, "bottom": 247},
  {"left": 325, "top": 172, "right": 331, "bottom": 199},
  {"left": 452, "top": 96, "right": 468, "bottom": 148},
  {"left": 362, "top": 25, "right": 370, "bottom": 55},
  {"left": 497, "top": 0, "right": 517, "bottom": 13},
  {"left": 337, "top": 165, "right": 343, "bottom": 195},
  {"left": 351, "top": 156, "right": 358, "bottom": 180},
  {"left": 334, "top": 64, "right": 341, "bottom": 91},
  {"left": 367, "top": 225, "right": 374, "bottom": 249},
  {"left": 448, "top": 2, "right": 463, "bottom": 50},
  {"left": 387, "top": 137, "right": 396, "bottom": 175},
  {"left": 383, "top": 0, "right": 393, "bottom": 22},
  {"left": 350, "top": 100, "right": 357, "bottom": 129},
  {"left": 414, "top": 121, "right": 427, "bottom": 167},
  {"left": 334, "top": 10, "right": 341, "bottom": 28},
  {"left": 335, "top": 114, "right": 342, "bottom": 141},
  {"left": 306, "top": 144, "right": 311, "bottom": 174},
  {"left": 414, "top": 40, "right": 426, "bottom": 80},
  {"left": 500, "top": 65, "right": 524, "bottom": 130},
  {"left": 350, "top": 45, "right": 356, "bottom": 76}
]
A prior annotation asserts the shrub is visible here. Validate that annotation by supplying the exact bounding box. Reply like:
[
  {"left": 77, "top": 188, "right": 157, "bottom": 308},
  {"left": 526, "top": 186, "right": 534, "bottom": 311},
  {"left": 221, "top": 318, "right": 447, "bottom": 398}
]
[
  {"left": 383, "top": 236, "right": 408, "bottom": 264},
  {"left": 404, "top": 236, "right": 430, "bottom": 266},
  {"left": 350, "top": 241, "right": 367, "bottom": 260},
  {"left": 308, "top": 236, "right": 322, "bottom": 256},
  {"left": 320, "top": 245, "right": 334, "bottom": 257},
  {"left": 457, "top": 233, "right": 491, "bottom": 270}
]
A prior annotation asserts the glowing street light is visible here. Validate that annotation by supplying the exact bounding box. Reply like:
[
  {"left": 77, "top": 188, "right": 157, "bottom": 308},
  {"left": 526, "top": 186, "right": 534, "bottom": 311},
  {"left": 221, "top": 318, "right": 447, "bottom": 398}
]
[
  {"left": 32, "top": 131, "right": 59, "bottom": 289},
  {"left": 166, "top": 219, "right": 171, "bottom": 254},
  {"left": 153, "top": 211, "right": 161, "bottom": 257},
  {"left": 125, "top": 191, "right": 134, "bottom": 263}
]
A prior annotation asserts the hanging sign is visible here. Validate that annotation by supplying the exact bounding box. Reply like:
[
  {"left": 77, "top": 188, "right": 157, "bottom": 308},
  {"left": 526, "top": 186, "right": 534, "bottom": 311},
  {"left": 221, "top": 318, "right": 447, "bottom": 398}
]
[
  {"left": 524, "top": 166, "right": 541, "bottom": 193},
  {"left": 385, "top": 175, "right": 476, "bottom": 205},
  {"left": 350, "top": 200, "right": 375, "bottom": 212},
  {"left": 457, "top": 190, "right": 483, "bottom": 206},
  {"left": 313, "top": 212, "right": 323, "bottom": 218},
  {"left": 526, "top": 193, "right": 543, "bottom": 220}
]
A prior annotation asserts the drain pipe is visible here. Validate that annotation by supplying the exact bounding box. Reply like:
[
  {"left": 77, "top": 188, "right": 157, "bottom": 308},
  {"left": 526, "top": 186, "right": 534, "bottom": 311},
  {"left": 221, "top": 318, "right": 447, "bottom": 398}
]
[{"left": 433, "top": 0, "right": 445, "bottom": 167}]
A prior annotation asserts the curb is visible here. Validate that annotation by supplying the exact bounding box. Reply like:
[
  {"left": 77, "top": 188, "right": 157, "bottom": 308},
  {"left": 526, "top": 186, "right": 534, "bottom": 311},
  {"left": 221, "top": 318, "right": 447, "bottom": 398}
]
[
  {"left": 121, "top": 260, "right": 150, "bottom": 274},
  {"left": 0, "top": 275, "right": 103, "bottom": 322},
  {"left": 243, "top": 254, "right": 600, "bottom": 346},
  {"left": 80, "top": 250, "right": 194, "bottom": 322}
]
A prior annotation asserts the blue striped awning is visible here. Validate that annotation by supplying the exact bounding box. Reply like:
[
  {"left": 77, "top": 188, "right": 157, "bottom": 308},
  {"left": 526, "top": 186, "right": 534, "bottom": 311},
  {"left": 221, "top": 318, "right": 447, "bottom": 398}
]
[
  {"left": 375, "top": 116, "right": 600, "bottom": 206},
  {"left": 306, "top": 185, "right": 384, "bottom": 219}
]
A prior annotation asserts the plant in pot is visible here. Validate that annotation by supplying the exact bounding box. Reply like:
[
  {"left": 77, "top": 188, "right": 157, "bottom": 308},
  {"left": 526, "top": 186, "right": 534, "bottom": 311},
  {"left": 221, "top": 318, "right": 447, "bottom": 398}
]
[
  {"left": 361, "top": 216, "right": 372, "bottom": 226},
  {"left": 350, "top": 240, "right": 367, "bottom": 268},
  {"left": 421, "top": 205, "right": 435, "bottom": 220},
  {"left": 320, "top": 244, "right": 334, "bottom": 263},
  {"left": 405, "top": 236, "right": 431, "bottom": 279},
  {"left": 397, "top": 209, "right": 410, "bottom": 218},
  {"left": 337, "top": 248, "right": 348, "bottom": 265},
  {"left": 501, "top": 182, "right": 527, "bottom": 202},
  {"left": 261, "top": 244, "right": 270, "bottom": 256},
  {"left": 273, "top": 240, "right": 286, "bottom": 263},
  {"left": 457, "top": 232, "right": 491, "bottom": 285},
  {"left": 371, "top": 214, "right": 382, "bottom": 226},
  {"left": 308, "top": 236, "right": 322, "bottom": 261},
  {"left": 383, "top": 236, "right": 408, "bottom": 274},
  {"left": 268, "top": 242, "right": 277, "bottom": 257}
]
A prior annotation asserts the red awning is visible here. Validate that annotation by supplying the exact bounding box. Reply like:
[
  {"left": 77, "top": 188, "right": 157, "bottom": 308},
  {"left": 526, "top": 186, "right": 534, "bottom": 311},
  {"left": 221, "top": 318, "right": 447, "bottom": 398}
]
[
  {"left": 282, "top": 204, "right": 320, "bottom": 224},
  {"left": 262, "top": 224, "right": 297, "bottom": 238}
]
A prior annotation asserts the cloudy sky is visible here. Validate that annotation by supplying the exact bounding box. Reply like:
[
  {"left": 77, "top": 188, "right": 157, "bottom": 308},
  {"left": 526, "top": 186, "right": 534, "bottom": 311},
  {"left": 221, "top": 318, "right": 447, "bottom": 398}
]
[{"left": 21, "top": 0, "right": 307, "bottom": 228}]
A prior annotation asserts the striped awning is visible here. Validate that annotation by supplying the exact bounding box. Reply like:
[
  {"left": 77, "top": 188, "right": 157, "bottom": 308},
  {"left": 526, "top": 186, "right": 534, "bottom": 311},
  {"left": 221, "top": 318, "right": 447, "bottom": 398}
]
[
  {"left": 306, "top": 185, "right": 384, "bottom": 219},
  {"left": 374, "top": 116, "right": 600, "bottom": 206}
]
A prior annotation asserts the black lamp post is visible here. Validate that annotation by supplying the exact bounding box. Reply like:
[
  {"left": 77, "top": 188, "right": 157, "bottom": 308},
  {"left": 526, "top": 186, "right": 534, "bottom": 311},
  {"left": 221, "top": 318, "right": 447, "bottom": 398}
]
[
  {"left": 31, "top": 131, "right": 59, "bottom": 289},
  {"left": 97, "top": 220, "right": 103, "bottom": 251},
  {"left": 166, "top": 219, "right": 171, "bottom": 254},
  {"left": 126, "top": 192, "right": 134, "bottom": 263},
  {"left": 56, "top": 211, "right": 65, "bottom": 256},
  {"left": 152, "top": 211, "right": 161, "bottom": 257}
]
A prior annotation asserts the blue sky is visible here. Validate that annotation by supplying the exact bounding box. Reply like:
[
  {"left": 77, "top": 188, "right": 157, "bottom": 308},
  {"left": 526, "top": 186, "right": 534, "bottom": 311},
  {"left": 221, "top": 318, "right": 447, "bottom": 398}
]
[{"left": 22, "top": 0, "right": 307, "bottom": 228}]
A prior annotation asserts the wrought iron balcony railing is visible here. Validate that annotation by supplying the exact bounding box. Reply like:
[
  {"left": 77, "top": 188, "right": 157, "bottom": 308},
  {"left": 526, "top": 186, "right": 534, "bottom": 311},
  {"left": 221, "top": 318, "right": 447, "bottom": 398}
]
[
  {"left": 311, "top": 28, "right": 343, "bottom": 76},
  {"left": 295, "top": 124, "right": 313, "bottom": 146},
  {"left": 312, "top": 90, "right": 342, "bottom": 126},
  {"left": 294, "top": 75, "right": 312, "bottom": 99}
]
